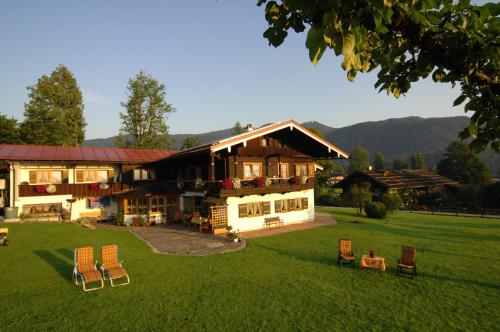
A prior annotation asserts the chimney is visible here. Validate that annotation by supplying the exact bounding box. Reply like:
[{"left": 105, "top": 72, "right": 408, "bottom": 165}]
[{"left": 245, "top": 124, "right": 254, "bottom": 132}]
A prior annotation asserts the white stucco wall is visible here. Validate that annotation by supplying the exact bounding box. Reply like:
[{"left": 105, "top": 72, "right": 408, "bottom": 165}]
[{"left": 226, "top": 189, "right": 314, "bottom": 232}]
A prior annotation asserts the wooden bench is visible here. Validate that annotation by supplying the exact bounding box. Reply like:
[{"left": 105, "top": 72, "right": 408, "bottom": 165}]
[{"left": 265, "top": 217, "right": 283, "bottom": 230}]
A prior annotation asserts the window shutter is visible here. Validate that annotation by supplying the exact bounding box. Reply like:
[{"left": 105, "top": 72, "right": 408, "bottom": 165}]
[
  {"left": 76, "top": 170, "right": 84, "bottom": 182},
  {"left": 302, "top": 197, "right": 309, "bottom": 210},
  {"left": 263, "top": 201, "right": 271, "bottom": 215},
  {"left": 62, "top": 170, "right": 69, "bottom": 184},
  {"left": 108, "top": 169, "right": 115, "bottom": 183},
  {"left": 29, "top": 171, "right": 36, "bottom": 184},
  {"left": 274, "top": 200, "right": 281, "bottom": 212},
  {"left": 238, "top": 204, "right": 248, "bottom": 218}
]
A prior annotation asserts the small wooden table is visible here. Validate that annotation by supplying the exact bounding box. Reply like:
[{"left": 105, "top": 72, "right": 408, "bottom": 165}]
[{"left": 360, "top": 255, "right": 387, "bottom": 273}]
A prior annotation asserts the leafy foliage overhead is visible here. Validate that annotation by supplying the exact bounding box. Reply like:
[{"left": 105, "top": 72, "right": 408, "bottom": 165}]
[{"left": 258, "top": 0, "right": 500, "bottom": 152}]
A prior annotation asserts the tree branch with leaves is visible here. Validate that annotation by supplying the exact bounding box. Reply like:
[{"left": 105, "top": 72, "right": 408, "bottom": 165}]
[{"left": 258, "top": 0, "right": 499, "bottom": 152}]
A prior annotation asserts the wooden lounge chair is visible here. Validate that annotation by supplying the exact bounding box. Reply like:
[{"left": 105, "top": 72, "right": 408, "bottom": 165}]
[
  {"left": 100, "top": 245, "right": 130, "bottom": 287},
  {"left": 73, "top": 247, "right": 104, "bottom": 291},
  {"left": 337, "top": 239, "right": 355, "bottom": 268},
  {"left": 397, "top": 246, "right": 417, "bottom": 278}
]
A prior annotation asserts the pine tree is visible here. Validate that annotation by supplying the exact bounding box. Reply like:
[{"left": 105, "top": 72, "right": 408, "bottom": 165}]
[
  {"left": 233, "top": 122, "right": 243, "bottom": 135},
  {"left": 410, "top": 153, "right": 427, "bottom": 170},
  {"left": 373, "top": 153, "right": 385, "bottom": 171},
  {"left": 21, "top": 65, "right": 86, "bottom": 146},
  {"left": 119, "top": 70, "right": 175, "bottom": 149}
]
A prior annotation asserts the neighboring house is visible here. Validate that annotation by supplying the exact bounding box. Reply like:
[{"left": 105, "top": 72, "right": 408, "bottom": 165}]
[
  {"left": 1, "top": 120, "right": 349, "bottom": 231},
  {"left": 333, "top": 169, "right": 460, "bottom": 196},
  {"left": 0, "top": 145, "right": 173, "bottom": 221}
]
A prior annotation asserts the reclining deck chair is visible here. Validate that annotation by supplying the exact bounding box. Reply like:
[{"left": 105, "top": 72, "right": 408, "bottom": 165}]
[
  {"left": 100, "top": 245, "right": 130, "bottom": 287},
  {"left": 73, "top": 247, "right": 104, "bottom": 291},
  {"left": 337, "top": 239, "right": 356, "bottom": 268}
]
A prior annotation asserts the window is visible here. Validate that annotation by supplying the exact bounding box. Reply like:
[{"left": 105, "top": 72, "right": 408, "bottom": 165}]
[
  {"left": 243, "top": 162, "right": 262, "bottom": 179},
  {"left": 23, "top": 203, "right": 62, "bottom": 215},
  {"left": 275, "top": 199, "right": 289, "bottom": 212},
  {"left": 238, "top": 201, "right": 271, "bottom": 218},
  {"left": 279, "top": 163, "right": 289, "bottom": 178},
  {"left": 125, "top": 198, "right": 149, "bottom": 214},
  {"left": 76, "top": 170, "right": 109, "bottom": 183},
  {"left": 288, "top": 197, "right": 309, "bottom": 211},
  {"left": 151, "top": 198, "right": 166, "bottom": 213},
  {"left": 29, "top": 170, "right": 63, "bottom": 184},
  {"left": 295, "top": 164, "right": 312, "bottom": 176},
  {"left": 133, "top": 168, "right": 155, "bottom": 181},
  {"left": 260, "top": 138, "right": 270, "bottom": 147}
]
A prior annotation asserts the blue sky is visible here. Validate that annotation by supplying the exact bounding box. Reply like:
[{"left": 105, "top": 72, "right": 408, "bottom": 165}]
[{"left": 1, "top": 0, "right": 470, "bottom": 139}]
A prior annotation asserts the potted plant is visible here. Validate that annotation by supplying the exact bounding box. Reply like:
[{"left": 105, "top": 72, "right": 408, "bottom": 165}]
[
  {"left": 115, "top": 211, "right": 124, "bottom": 226},
  {"left": 220, "top": 178, "right": 234, "bottom": 190}
]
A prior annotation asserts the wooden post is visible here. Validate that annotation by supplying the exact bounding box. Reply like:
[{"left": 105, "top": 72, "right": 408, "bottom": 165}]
[{"left": 210, "top": 153, "right": 215, "bottom": 181}]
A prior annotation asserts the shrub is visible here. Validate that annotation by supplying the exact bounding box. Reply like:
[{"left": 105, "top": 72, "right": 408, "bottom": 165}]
[{"left": 364, "top": 202, "right": 387, "bottom": 219}]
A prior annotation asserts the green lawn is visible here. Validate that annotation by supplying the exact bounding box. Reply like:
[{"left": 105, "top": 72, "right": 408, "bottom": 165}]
[{"left": 1, "top": 208, "right": 499, "bottom": 331}]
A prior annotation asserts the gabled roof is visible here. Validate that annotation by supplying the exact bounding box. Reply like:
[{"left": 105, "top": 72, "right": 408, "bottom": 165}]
[
  {"left": 158, "top": 120, "right": 349, "bottom": 160},
  {"left": 334, "top": 169, "right": 460, "bottom": 190},
  {"left": 0, "top": 144, "right": 175, "bottom": 163}
]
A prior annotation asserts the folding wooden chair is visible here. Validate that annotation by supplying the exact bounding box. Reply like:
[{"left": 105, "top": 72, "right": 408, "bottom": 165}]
[
  {"left": 73, "top": 247, "right": 104, "bottom": 291},
  {"left": 100, "top": 245, "right": 130, "bottom": 287},
  {"left": 337, "top": 239, "right": 355, "bottom": 268},
  {"left": 397, "top": 246, "right": 417, "bottom": 278}
]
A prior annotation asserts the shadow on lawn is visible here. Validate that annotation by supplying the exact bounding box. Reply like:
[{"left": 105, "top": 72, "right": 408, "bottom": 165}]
[
  {"left": 422, "top": 272, "right": 500, "bottom": 290},
  {"left": 34, "top": 250, "right": 73, "bottom": 281},
  {"left": 254, "top": 243, "right": 336, "bottom": 266}
]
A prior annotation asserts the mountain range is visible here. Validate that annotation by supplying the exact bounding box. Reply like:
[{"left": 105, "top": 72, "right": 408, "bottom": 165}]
[{"left": 83, "top": 116, "right": 499, "bottom": 175}]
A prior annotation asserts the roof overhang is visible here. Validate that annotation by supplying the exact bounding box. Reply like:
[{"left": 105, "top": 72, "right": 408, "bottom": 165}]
[{"left": 210, "top": 120, "right": 349, "bottom": 158}]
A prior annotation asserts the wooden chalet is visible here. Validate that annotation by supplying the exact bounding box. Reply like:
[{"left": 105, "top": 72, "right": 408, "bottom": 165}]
[{"left": 1, "top": 120, "right": 349, "bottom": 232}]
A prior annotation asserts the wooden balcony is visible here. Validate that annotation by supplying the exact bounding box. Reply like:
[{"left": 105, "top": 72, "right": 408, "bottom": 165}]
[
  {"left": 203, "top": 178, "right": 315, "bottom": 198},
  {"left": 18, "top": 183, "right": 129, "bottom": 198}
]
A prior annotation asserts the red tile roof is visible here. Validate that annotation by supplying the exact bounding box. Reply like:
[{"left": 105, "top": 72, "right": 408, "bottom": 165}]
[{"left": 0, "top": 144, "right": 175, "bottom": 163}]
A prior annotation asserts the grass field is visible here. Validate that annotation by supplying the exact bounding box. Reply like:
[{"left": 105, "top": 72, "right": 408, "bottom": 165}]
[{"left": 1, "top": 208, "right": 499, "bottom": 331}]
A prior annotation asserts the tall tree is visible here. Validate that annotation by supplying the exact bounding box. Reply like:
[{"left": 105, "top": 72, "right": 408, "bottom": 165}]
[
  {"left": 257, "top": 0, "right": 500, "bottom": 152},
  {"left": 348, "top": 145, "right": 370, "bottom": 174},
  {"left": 348, "top": 182, "right": 372, "bottom": 215},
  {"left": 181, "top": 136, "right": 203, "bottom": 150},
  {"left": 437, "top": 141, "right": 491, "bottom": 185},
  {"left": 233, "top": 121, "right": 243, "bottom": 135},
  {"left": 119, "top": 70, "right": 175, "bottom": 149},
  {"left": 0, "top": 113, "right": 23, "bottom": 144},
  {"left": 410, "top": 152, "right": 427, "bottom": 169},
  {"left": 21, "top": 65, "right": 86, "bottom": 146},
  {"left": 373, "top": 153, "right": 385, "bottom": 171},
  {"left": 392, "top": 159, "right": 408, "bottom": 170}
]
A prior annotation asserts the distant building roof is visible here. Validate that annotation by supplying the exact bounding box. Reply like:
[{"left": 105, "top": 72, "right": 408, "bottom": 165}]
[
  {"left": 0, "top": 144, "right": 175, "bottom": 163},
  {"left": 334, "top": 169, "right": 460, "bottom": 190}
]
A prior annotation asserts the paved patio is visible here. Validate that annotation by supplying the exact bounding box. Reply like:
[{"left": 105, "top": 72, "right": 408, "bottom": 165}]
[
  {"left": 241, "top": 212, "right": 337, "bottom": 238},
  {"left": 96, "top": 212, "right": 336, "bottom": 256}
]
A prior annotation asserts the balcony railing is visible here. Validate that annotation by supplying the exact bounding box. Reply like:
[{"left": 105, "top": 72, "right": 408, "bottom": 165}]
[
  {"left": 184, "top": 177, "right": 315, "bottom": 198},
  {"left": 18, "top": 183, "right": 129, "bottom": 198}
]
